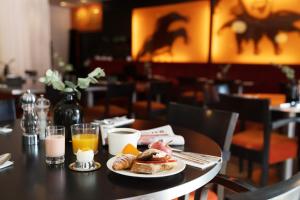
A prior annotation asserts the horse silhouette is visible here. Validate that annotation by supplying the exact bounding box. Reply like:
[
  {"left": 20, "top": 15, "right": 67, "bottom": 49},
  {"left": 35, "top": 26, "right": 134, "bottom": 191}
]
[
  {"left": 137, "top": 12, "right": 189, "bottom": 61},
  {"left": 218, "top": 0, "right": 300, "bottom": 54}
]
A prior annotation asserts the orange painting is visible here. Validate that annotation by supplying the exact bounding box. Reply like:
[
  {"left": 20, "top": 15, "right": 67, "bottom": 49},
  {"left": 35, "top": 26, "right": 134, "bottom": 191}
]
[
  {"left": 132, "top": 1, "right": 211, "bottom": 63},
  {"left": 72, "top": 3, "right": 102, "bottom": 32},
  {"left": 212, "top": 0, "right": 300, "bottom": 64}
]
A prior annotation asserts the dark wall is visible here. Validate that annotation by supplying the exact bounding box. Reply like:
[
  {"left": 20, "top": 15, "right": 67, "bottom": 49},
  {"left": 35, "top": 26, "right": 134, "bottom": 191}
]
[{"left": 69, "top": 0, "right": 200, "bottom": 69}]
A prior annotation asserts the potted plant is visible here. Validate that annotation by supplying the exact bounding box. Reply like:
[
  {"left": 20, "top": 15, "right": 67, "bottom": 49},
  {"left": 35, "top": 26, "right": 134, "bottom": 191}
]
[{"left": 39, "top": 67, "right": 105, "bottom": 141}]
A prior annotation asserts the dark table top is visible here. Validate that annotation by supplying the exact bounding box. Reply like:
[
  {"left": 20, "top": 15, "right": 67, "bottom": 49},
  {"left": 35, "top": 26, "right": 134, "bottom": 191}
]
[{"left": 0, "top": 119, "right": 222, "bottom": 200}]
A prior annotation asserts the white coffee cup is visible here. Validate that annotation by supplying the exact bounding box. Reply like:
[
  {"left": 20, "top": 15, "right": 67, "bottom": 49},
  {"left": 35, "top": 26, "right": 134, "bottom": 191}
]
[{"left": 107, "top": 128, "right": 141, "bottom": 155}]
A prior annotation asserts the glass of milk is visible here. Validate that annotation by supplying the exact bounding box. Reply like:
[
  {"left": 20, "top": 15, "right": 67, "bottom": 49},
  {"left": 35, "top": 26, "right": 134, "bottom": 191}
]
[{"left": 45, "top": 126, "right": 65, "bottom": 165}]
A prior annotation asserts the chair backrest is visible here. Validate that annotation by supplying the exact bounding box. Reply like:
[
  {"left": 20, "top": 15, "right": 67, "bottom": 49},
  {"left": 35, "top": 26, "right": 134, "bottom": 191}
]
[
  {"left": 148, "top": 80, "right": 172, "bottom": 99},
  {"left": 0, "top": 99, "right": 16, "bottom": 122},
  {"left": 177, "top": 77, "right": 199, "bottom": 104},
  {"left": 105, "top": 82, "right": 135, "bottom": 116},
  {"left": 215, "top": 94, "right": 272, "bottom": 167},
  {"left": 227, "top": 172, "right": 300, "bottom": 200},
  {"left": 217, "top": 94, "right": 270, "bottom": 124},
  {"left": 167, "top": 102, "right": 239, "bottom": 162},
  {"left": 177, "top": 77, "right": 197, "bottom": 88},
  {"left": 203, "top": 83, "right": 221, "bottom": 107},
  {"left": 5, "top": 76, "right": 25, "bottom": 88},
  {"left": 144, "top": 80, "right": 172, "bottom": 117}
]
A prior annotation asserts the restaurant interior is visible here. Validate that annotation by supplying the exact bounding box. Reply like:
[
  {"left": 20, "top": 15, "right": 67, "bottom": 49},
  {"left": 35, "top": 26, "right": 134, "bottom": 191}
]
[{"left": 1, "top": 0, "right": 300, "bottom": 199}]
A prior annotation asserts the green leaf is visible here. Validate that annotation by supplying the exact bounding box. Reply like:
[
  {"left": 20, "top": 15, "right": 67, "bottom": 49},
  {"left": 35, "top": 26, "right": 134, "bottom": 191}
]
[
  {"left": 88, "top": 67, "right": 105, "bottom": 79},
  {"left": 88, "top": 77, "right": 98, "bottom": 84},
  {"left": 46, "top": 69, "right": 53, "bottom": 77},
  {"left": 39, "top": 67, "right": 105, "bottom": 94},
  {"left": 64, "top": 87, "right": 73, "bottom": 92},
  {"left": 64, "top": 81, "right": 76, "bottom": 89},
  {"left": 52, "top": 80, "right": 65, "bottom": 91},
  {"left": 77, "top": 78, "right": 90, "bottom": 89}
]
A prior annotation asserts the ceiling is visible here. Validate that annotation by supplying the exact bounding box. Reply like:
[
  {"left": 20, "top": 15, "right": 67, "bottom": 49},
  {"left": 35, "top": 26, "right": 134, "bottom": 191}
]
[{"left": 49, "top": 0, "right": 102, "bottom": 7}]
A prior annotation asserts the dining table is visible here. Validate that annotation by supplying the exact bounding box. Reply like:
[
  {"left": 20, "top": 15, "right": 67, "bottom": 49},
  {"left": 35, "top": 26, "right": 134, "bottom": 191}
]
[
  {"left": 0, "top": 119, "right": 222, "bottom": 200},
  {"left": 85, "top": 81, "right": 150, "bottom": 107},
  {"left": 0, "top": 81, "right": 45, "bottom": 96}
]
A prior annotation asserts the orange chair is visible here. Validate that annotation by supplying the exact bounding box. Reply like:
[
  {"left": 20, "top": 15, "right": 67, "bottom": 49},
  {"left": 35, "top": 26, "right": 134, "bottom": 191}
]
[{"left": 216, "top": 94, "right": 298, "bottom": 186}]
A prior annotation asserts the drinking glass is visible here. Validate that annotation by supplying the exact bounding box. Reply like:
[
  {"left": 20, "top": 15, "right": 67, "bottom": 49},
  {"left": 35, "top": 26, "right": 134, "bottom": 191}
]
[
  {"left": 71, "top": 123, "right": 99, "bottom": 155},
  {"left": 45, "top": 126, "right": 65, "bottom": 165}
]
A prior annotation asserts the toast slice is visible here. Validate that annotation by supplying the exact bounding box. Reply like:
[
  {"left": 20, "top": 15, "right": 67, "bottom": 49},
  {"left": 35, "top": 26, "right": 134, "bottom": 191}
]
[{"left": 130, "top": 161, "right": 177, "bottom": 174}]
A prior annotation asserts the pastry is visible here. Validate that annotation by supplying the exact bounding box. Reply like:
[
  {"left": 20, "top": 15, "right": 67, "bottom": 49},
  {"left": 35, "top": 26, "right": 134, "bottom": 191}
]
[{"left": 112, "top": 154, "right": 136, "bottom": 170}]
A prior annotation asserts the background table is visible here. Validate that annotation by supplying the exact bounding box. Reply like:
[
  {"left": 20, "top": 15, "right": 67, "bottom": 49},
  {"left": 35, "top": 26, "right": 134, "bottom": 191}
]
[
  {"left": 0, "top": 119, "right": 222, "bottom": 200},
  {"left": 0, "top": 81, "right": 45, "bottom": 96}
]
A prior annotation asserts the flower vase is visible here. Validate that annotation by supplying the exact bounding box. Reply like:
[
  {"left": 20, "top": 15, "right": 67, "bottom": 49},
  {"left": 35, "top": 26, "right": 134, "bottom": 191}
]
[
  {"left": 285, "top": 81, "right": 299, "bottom": 104},
  {"left": 53, "top": 92, "right": 83, "bottom": 142}
]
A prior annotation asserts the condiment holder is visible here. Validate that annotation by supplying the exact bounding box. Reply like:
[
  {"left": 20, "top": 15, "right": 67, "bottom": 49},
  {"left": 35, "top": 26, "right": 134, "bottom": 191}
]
[
  {"left": 20, "top": 90, "right": 38, "bottom": 145},
  {"left": 69, "top": 150, "right": 101, "bottom": 172}
]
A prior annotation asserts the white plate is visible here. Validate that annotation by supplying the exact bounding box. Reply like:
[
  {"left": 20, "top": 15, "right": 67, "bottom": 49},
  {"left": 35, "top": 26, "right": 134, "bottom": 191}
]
[{"left": 106, "top": 156, "right": 186, "bottom": 178}]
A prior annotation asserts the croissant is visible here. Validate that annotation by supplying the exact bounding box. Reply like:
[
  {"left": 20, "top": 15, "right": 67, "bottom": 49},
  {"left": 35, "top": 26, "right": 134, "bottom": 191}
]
[{"left": 112, "top": 154, "right": 136, "bottom": 170}]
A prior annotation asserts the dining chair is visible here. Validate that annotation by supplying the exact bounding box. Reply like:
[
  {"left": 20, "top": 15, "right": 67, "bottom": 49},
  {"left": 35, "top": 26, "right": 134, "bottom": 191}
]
[
  {"left": 85, "top": 82, "right": 135, "bottom": 121},
  {"left": 203, "top": 171, "right": 300, "bottom": 200},
  {"left": 202, "top": 82, "right": 231, "bottom": 108},
  {"left": 216, "top": 94, "right": 298, "bottom": 186},
  {"left": 177, "top": 77, "right": 202, "bottom": 105},
  {"left": 5, "top": 76, "right": 25, "bottom": 88},
  {"left": 0, "top": 99, "right": 16, "bottom": 122},
  {"left": 133, "top": 80, "right": 172, "bottom": 119},
  {"left": 167, "top": 102, "right": 239, "bottom": 200}
]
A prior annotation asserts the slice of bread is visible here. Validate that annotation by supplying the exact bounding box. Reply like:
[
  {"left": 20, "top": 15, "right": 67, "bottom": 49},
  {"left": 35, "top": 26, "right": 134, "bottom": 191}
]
[{"left": 130, "top": 161, "right": 177, "bottom": 174}]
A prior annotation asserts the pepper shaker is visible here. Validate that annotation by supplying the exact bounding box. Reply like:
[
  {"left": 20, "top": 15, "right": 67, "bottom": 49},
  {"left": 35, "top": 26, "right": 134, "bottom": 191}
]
[{"left": 20, "top": 90, "right": 38, "bottom": 145}]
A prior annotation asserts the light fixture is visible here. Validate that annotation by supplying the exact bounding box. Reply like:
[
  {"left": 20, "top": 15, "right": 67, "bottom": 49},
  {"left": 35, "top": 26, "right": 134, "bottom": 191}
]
[
  {"left": 92, "top": 7, "right": 100, "bottom": 15},
  {"left": 80, "top": 0, "right": 88, "bottom": 3},
  {"left": 60, "top": 1, "right": 67, "bottom": 7}
]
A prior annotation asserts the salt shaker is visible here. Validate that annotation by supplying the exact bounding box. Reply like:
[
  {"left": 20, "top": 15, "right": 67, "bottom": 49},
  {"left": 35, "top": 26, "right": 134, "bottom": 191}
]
[
  {"left": 35, "top": 95, "right": 50, "bottom": 140},
  {"left": 20, "top": 90, "right": 38, "bottom": 145}
]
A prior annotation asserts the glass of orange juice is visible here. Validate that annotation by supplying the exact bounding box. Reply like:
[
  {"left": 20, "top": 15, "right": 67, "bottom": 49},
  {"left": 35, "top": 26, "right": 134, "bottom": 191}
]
[{"left": 71, "top": 123, "right": 99, "bottom": 154}]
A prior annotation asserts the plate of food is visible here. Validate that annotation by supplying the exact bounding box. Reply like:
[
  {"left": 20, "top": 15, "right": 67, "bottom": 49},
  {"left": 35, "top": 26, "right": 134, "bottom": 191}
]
[{"left": 107, "top": 147, "right": 186, "bottom": 178}]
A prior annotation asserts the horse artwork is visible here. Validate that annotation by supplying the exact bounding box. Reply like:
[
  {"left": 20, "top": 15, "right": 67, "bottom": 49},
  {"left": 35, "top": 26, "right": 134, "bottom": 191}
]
[
  {"left": 218, "top": 0, "right": 300, "bottom": 55},
  {"left": 136, "top": 12, "right": 189, "bottom": 61}
]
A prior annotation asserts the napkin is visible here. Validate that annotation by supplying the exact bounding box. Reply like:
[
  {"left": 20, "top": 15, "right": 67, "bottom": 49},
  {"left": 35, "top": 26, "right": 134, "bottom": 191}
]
[
  {"left": 94, "top": 116, "right": 135, "bottom": 145},
  {"left": 0, "top": 153, "right": 13, "bottom": 170},
  {"left": 94, "top": 116, "right": 135, "bottom": 127},
  {"left": 0, "top": 127, "right": 13, "bottom": 134},
  {"left": 0, "top": 161, "right": 13, "bottom": 170},
  {"left": 138, "top": 125, "right": 185, "bottom": 145},
  {"left": 173, "top": 152, "right": 221, "bottom": 170}
]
